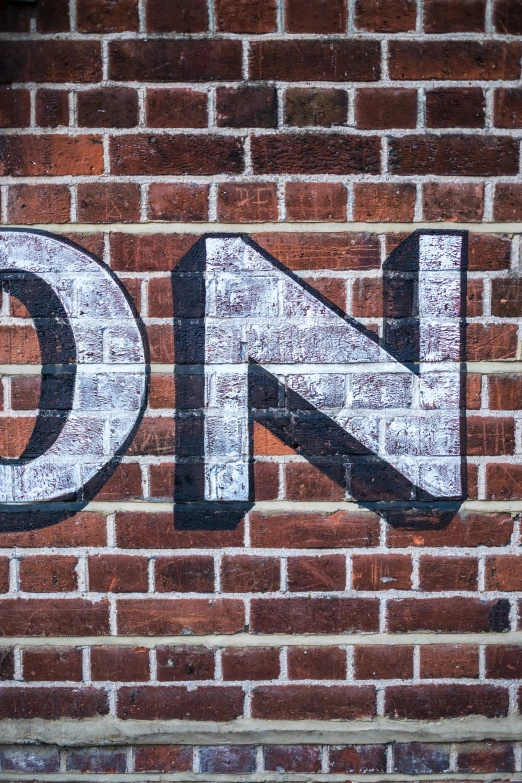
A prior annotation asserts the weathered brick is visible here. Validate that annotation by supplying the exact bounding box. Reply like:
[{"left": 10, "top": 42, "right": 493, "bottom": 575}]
[
  {"left": 485, "top": 555, "right": 522, "bottom": 590},
  {"left": 252, "top": 685, "right": 375, "bottom": 719},
  {"left": 494, "top": 0, "right": 522, "bottom": 33},
  {"left": 352, "top": 554, "right": 412, "bottom": 591},
  {"left": 8, "top": 185, "right": 70, "bottom": 225},
  {"left": 199, "top": 746, "right": 256, "bottom": 773},
  {"left": 495, "top": 88, "right": 522, "bottom": 127},
  {"left": 256, "top": 233, "right": 380, "bottom": 270},
  {"left": 0, "top": 41, "right": 102, "bottom": 83},
  {"left": 116, "top": 511, "right": 244, "bottom": 549},
  {"left": 423, "top": 183, "right": 484, "bottom": 222},
  {"left": 487, "top": 465, "right": 522, "bottom": 499},
  {"left": 265, "top": 745, "right": 322, "bottom": 772},
  {"left": 426, "top": 88, "right": 485, "bottom": 128},
  {"left": 250, "top": 41, "right": 380, "bottom": 82},
  {"left": 22, "top": 648, "right": 82, "bottom": 682},
  {"left": 0, "top": 599, "right": 110, "bottom": 636},
  {"left": 466, "top": 324, "right": 518, "bottom": 360},
  {"left": 35, "top": 89, "right": 68, "bottom": 128},
  {"left": 110, "top": 135, "right": 243, "bottom": 176},
  {"left": 156, "top": 645, "right": 214, "bottom": 681},
  {"left": 390, "top": 41, "right": 521, "bottom": 80},
  {"left": 91, "top": 646, "right": 150, "bottom": 681},
  {"left": 217, "top": 183, "right": 278, "bottom": 222},
  {"left": 355, "top": 88, "right": 417, "bottom": 129},
  {"left": 286, "top": 88, "right": 347, "bottom": 128},
  {"left": 419, "top": 557, "right": 478, "bottom": 591},
  {"left": 489, "top": 376, "right": 522, "bottom": 409},
  {"left": 390, "top": 136, "right": 518, "bottom": 176},
  {"left": 250, "top": 597, "right": 379, "bottom": 633},
  {"left": 286, "top": 183, "right": 347, "bottom": 222},
  {"left": 215, "top": 0, "right": 277, "bottom": 32},
  {"left": 387, "top": 597, "right": 511, "bottom": 633},
  {"left": 216, "top": 86, "right": 276, "bottom": 128},
  {"left": 222, "top": 647, "right": 280, "bottom": 680},
  {"left": 146, "top": 89, "right": 207, "bottom": 129},
  {"left": 77, "top": 183, "right": 140, "bottom": 223},
  {"left": 0, "top": 745, "right": 59, "bottom": 772},
  {"left": 0, "top": 687, "right": 108, "bottom": 719},
  {"left": 117, "top": 685, "right": 243, "bottom": 720},
  {"left": 0, "top": 88, "right": 30, "bottom": 128},
  {"left": 221, "top": 555, "right": 280, "bottom": 593},
  {"left": 66, "top": 748, "right": 127, "bottom": 773},
  {"left": 385, "top": 684, "right": 509, "bottom": 719},
  {"left": 287, "top": 555, "right": 346, "bottom": 592},
  {"left": 77, "top": 0, "right": 138, "bottom": 31},
  {"left": 155, "top": 556, "right": 214, "bottom": 593},
  {"left": 353, "top": 183, "right": 416, "bottom": 222},
  {"left": 250, "top": 510, "right": 380, "bottom": 548},
  {"left": 355, "top": 0, "right": 416, "bottom": 30},
  {"left": 117, "top": 599, "right": 244, "bottom": 635},
  {"left": 146, "top": 0, "right": 208, "bottom": 32},
  {"left": 134, "top": 745, "right": 192, "bottom": 772},
  {"left": 425, "top": 0, "right": 486, "bottom": 31},
  {"left": 287, "top": 646, "right": 346, "bottom": 680},
  {"left": 354, "top": 646, "right": 413, "bottom": 680},
  {"left": 0, "top": 512, "right": 106, "bottom": 548},
  {"left": 393, "top": 743, "right": 450, "bottom": 774},
  {"left": 148, "top": 184, "right": 208, "bottom": 222},
  {"left": 456, "top": 741, "right": 515, "bottom": 773},
  {"left": 78, "top": 88, "right": 138, "bottom": 128},
  {"left": 88, "top": 555, "right": 148, "bottom": 593},
  {"left": 420, "top": 645, "right": 479, "bottom": 679},
  {"left": 493, "top": 184, "right": 522, "bottom": 222},
  {"left": 285, "top": 0, "right": 347, "bottom": 32},
  {"left": 19, "top": 556, "right": 77, "bottom": 593},
  {"left": 110, "top": 40, "right": 242, "bottom": 82},
  {"left": 329, "top": 744, "right": 386, "bottom": 773},
  {"left": 486, "top": 645, "right": 522, "bottom": 678},
  {"left": 0, "top": 136, "right": 103, "bottom": 177}
]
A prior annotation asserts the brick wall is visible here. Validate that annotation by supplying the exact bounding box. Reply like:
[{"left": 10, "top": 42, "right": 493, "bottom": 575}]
[{"left": 1, "top": 0, "right": 522, "bottom": 780}]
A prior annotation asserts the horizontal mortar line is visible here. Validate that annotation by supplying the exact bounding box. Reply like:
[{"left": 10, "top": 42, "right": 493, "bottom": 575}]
[
  {"left": 3, "top": 221, "right": 522, "bottom": 233},
  {"left": 0, "top": 775, "right": 510, "bottom": 783},
  {"left": 2, "top": 716, "right": 522, "bottom": 747},
  {"left": 1, "top": 362, "right": 522, "bottom": 375},
  {"left": 2, "top": 631, "right": 522, "bottom": 647}
]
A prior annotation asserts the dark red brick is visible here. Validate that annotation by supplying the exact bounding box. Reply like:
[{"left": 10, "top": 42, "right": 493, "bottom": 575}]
[
  {"left": 110, "top": 40, "right": 242, "bottom": 82},
  {"left": 0, "top": 41, "right": 102, "bottom": 83},
  {"left": 425, "top": 0, "right": 486, "bottom": 31},
  {"left": 354, "top": 183, "right": 416, "bottom": 222},
  {"left": 390, "top": 135, "right": 518, "bottom": 176},
  {"left": 252, "top": 685, "right": 375, "bottom": 719},
  {"left": 456, "top": 741, "right": 515, "bottom": 773},
  {"left": 250, "top": 597, "right": 379, "bottom": 634},
  {"left": 355, "top": 0, "right": 416, "bottom": 30},
  {"left": 77, "top": 0, "right": 139, "bottom": 31},
  {"left": 117, "top": 686, "right": 243, "bottom": 720},
  {"left": 355, "top": 88, "right": 416, "bottom": 129},
  {"left": 148, "top": 185, "right": 208, "bottom": 222},
  {"left": 487, "top": 464, "right": 522, "bottom": 499},
  {"left": 250, "top": 40, "right": 380, "bottom": 81},
  {"left": 286, "top": 88, "right": 347, "bottom": 127},
  {"left": 78, "top": 88, "right": 138, "bottom": 128},
  {"left": 285, "top": 0, "right": 347, "bottom": 32},
  {"left": 386, "top": 685, "right": 509, "bottom": 719},
  {"left": 155, "top": 556, "right": 214, "bottom": 593},
  {"left": 250, "top": 510, "right": 380, "bottom": 548},
  {"left": 287, "top": 646, "right": 346, "bottom": 680},
  {"left": 22, "top": 648, "right": 82, "bottom": 682},
  {"left": 146, "top": 89, "right": 207, "bottom": 129},
  {"left": 387, "top": 597, "right": 511, "bottom": 633},
  {"left": 0, "top": 88, "right": 30, "bottom": 128},
  {"left": 156, "top": 645, "right": 214, "bottom": 681},
  {"left": 66, "top": 748, "right": 127, "bottom": 774},
  {"left": 354, "top": 646, "right": 413, "bottom": 680},
  {"left": 419, "top": 557, "right": 478, "bottom": 591},
  {"left": 423, "top": 183, "right": 484, "bottom": 222},
  {"left": 91, "top": 646, "right": 150, "bottom": 682},
  {"left": 134, "top": 745, "right": 192, "bottom": 772},
  {"left": 287, "top": 555, "right": 346, "bottom": 592},
  {"left": 353, "top": 554, "right": 412, "bottom": 591},
  {"left": 221, "top": 555, "right": 280, "bottom": 593},
  {"left": 110, "top": 135, "right": 243, "bottom": 176},
  {"left": 486, "top": 645, "right": 522, "bottom": 678},
  {"left": 216, "top": 86, "right": 276, "bottom": 128},
  {"left": 216, "top": 0, "right": 277, "bottom": 32},
  {"left": 420, "top": 645, "right": 479, "bottom": 679},
  {"left": 222, "top": 647, "right": 280, "bottom": 681},
  {"left": 494, "top": 0, "right": 522, "bottom": 33},
  {"left": 0, "top": 136, "right": 103, "bottom": 177},
  {"left": 117, "top": 599, "right": 244, "bottom": 635},
  {"left": 0, "top": 599, "right": 109, "bottom": 636},
  {"left": 286, "top": 183, "right": 347, "bottom": 222},
  {"left": 329, "top": 744, "right": 386, "bottom": 773},
  {"left": 8, "top": 185, "right": 70, "bottom": 225},
  {"left": 77, "top": 183, "right": 140, "bottom": 223},
  {"left": 146, "top": 0, "right": 208, "bottom": 31},
  {"left": 493, "top": 184, "right": 522, "bottom": 222},
  {"left": 88, "top": 555, "right": 148, "bottom": 593},
  {"left": 390, "top": 41, "right": 521, "bottom": 80},
  {"left": 495, "top": 88, "right": 522, "bottom": 127},
  {"left": 426, "top": 88, "right": 485, "bottom": 128},
  {"left": 0, "top": 687, "right": 108, "bottom": 719},
  {"left": 265, "top": 745, "right": 321, "bottom": 773},
  {"left": 217, "top": 183, "right": 278, "bottom": 222},
  {"left": 19, "top": 556, "right": 77, "bottom": 592}
]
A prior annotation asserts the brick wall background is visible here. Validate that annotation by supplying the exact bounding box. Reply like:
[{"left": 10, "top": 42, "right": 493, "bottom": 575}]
[{"left": 1, "top": 0, "right": 522, "bottom": 780}]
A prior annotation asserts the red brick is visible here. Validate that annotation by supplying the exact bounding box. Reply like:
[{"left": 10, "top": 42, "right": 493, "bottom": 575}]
[
  {"left": 221, "top": 556, "right": 280, "bottom": 593},
  {"left": 146, "top": 89, "right": 207, "bottom": 129},
  {"left": 423, "top": 183, "right": 484, "bottom": 222},
  {"left": 354, "top": 183, "right": 416, "bottom": 222},
  {"left": 146, "top": 326, "right": 174, "bottom": 363},
  {"left": 0, "top": 41, "right": 102, "bottom": 83},
  {"left": 354, "top": 646, "right": 413, "bottom": 680},
  {"left": 390, "top": 135, "right": 518, "bottom": 176},
  {"left": 62, "top": 232, "right": 105, "bottom": 258},
  {"left": 156, "top": 646, "right": 214, "bottom": 681},
  {"left": 0, "top": 88, "right": 30, "bottom": 128},
  {"left": 487, "top": 464, "right": 522, "bottom": 499},
  {"left": 466, "top": 324, "right": 518, "bottom": 360},
  {"left": 35, "top": 89, "right": 68, "bottom": 128},
  {"left": 494, "top": 0, "right": 522, "bottom": 33},
  {"left": 0, "top": 687, "right": 108, "bottom": 719},
  {"left": 467, "top": 416, "right": 514, "bottom": 455},
  {"left": 387, "top": 597, "right": 510, "bottom": 633},
  {"left": 355, "top": 0, "right": 415, "bottom": 29},
  {"left": 34, "top": 0, "right": 69, "bottom": 31},
  {"left": 252, "top": 685, "right": 375, "bottom": 719},
  {"left": 287, "top": 555, "right": 346, "bottom": 592},
  {"left": 0, "top": 599, "right": 109, "bottom": 636},
  {"left": 250, "top": 510, "right": 380, "bottom": 548},
  {"left": 252, "top": 134, "right": 380, "bottom": 175},
  {"left": 466, "top": 278, "right": 484, "bottom": 316},
  {"left": 8, "top": 377, "right": 39, "bottom": 410},
  {"left": 456, "top": 741, "right": 515, "bottom": 773},
  {"left": 286, "top": 88, "right": 347, "bottom": 127},
  {"left": 110, "top": 40, "right": 242, "bottom": 82},
  {"left": 88, "top": 555, "right": 148, "bottom": 593},
  {"left": 77, "top": 0, "right": 138, "bottom": 31},
  {"left": 0, "top": 512, "right": 106, "bottom": 549},
  {"left": 420, "top": 645, "right": 479, "bottom": 679},
  {"left": 489, "top": 376, "right": 522, "bottom": 409},
  {"left": 386, "top": 684, "right": 509, "bottom": 719},
  {"left": 148, "top": 184, "right": 208, "bottom": 222},
  {"left": 215, "top": 0, "right": 277, "bottom": 32},
  {"left": 95, "top": 462, "right": 142, "bottom": 501},
  {"left": 110, "top": 135, "right": 243, "bottom": 176},
  {"left": 78, "top": 87, "right": 137, "bottom": 128},
  {"left": 285, "top": 462, "right": 344, "bottom": 501},
  {"left": 256, "top": 233, "right": 380, "bottom": 271},
  {"left": 287, "top": 646, "right": 346, "bottom": 680},
  {"left": 77, "top": 183, "right": 140, "bottom": 223},
  {"left": 355, "top": 88, "right": 416, "bottom": 129},
  {"left": 468, "top": 233, "right": 511, "bottom": 270},
  {"left": 494, "top": 184, "right": 522, "bottom": 221},
  {"left": 486, "top": 645, "right": 522, "bottom": 678},
  {"left": 199, "top": 746, "right": 256, "bottom": 774},
  {"left": 466, "top": 374, "right": 483, "bottom": 409},
  {"left": 250, "top": 41, "right": 380, "bottom": 82},
  {"left": 91, "top": 646, "right": 150, "bottom": 682},
  {"left": 127, "top": 416, "right": 175, "bottom": 455},
  {"left": 308, "top": 277, "right": 346, "bottom": 310},
  {"left": 147, "top": 375, "right": 175, "bottom": 409},
  {"left": 265, "top": 746, "right": 321, "bottom": 773},
  {"left": 0, "top": 417, "right": 34, "bottom": 458},
  {"left": 134, "top": 745, "right": 192, "bottom": 773},
  {"left": 425, "top": 0, "right": 486, "bottom": 31},
  {"left": 250, "top": 597, "right": 379, "bottom": 634},
  {"left": 8, "top": 185, "right": 70, "bottom": 225},
  {"left": 116, "top": 511, "right": 244, "bottom": 549},
  {"left": 426, "top": 88, "right": 485, "bottom": 128},
  {"left": 117, "top": 599, "right": 244, "bottom": 635},
  {"left": 419, "top": 557, "right": 478, "bottom": 591},
  {"left": 485, "top": 555, "right": 522, "bottom": 590},
  {"left": 19, "top": 556, "right": 77, "bottom": 593},
  {"left": 329, "top": 745, "right": 386, "bottom": 773},
  {"left": 494, "top": 88, "right": 522, "bottom": 127},
  {"left": 22, "top": 648, "right": 83, "bottom": 682},
  {"left": 117, "top": 685, "right": 243, "bottom": 720},
  {"left": 253, "top": 462, "right": 280, "bottom": 501},
  {"left": 222, "top": 647, "right": 280, "bottom": 681},
  {"left": 352, "top": 554, "right": 412, "bottom": 591},
  {"left": 155, "top": 556, "right": 214, "bottom": 593},
  {"left": 389, "top": 512, "right": 512, "bottom": 548},
  {"left": 0, "top": 326, "right": 40, "bottom": 364},
  {"left": 216, "top": 86, "right": 276, "bottom": 128},
  {"left": 286, "top": 183, "right": 346, "bottom": 222},
  {"left": 66, "top": 748, "right": 127, "bottom": 773},
  {"left": 0, "top": 135, "right": 103, "bottom": 177},
  {"left": 285, "top": 0, "right": 347, "bottom": 32},
  {"left": 146, "top": 0, "right": 208, "bottom": 32},
  {"left": 217, "top": 183, "right": 278, "bottom": 222},
  {"left": 389, "top": 42, "right": 520, "bottom": 80}
]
